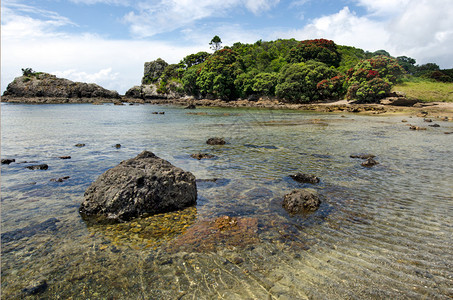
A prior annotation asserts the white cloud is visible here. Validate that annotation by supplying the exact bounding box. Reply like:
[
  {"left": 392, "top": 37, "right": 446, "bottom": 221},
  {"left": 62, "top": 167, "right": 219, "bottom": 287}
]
[
  {"left": 123, "top": 0, "right": 280, "bottom": 38},
  {"left": 354, "top": 0, "right": 411, "bottom": 15}
]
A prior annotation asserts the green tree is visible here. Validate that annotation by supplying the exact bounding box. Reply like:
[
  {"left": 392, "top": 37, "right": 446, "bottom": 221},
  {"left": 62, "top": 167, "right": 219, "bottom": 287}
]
[
  {"left": 275, "top": 61, "right": 338, "bottom": 103},
  {"left": 209, "top": 35, "right": 223, "bottom": 51},
  {"left": 180, "top": 52, "right": 210, "bottom": 68},
  {"left": 288, "top": 39, "right": 341, "bottom": 67}
]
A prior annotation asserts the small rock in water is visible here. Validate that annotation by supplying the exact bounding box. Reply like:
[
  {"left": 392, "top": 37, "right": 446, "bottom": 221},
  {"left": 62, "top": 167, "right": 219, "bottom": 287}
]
[
  {"left": 401, "top": 119, "right": 408, "bottom": 123},
  {"left": 350, "top": 154, "right": 376, "bottom": 159},
  {"left": 206, "top": 137, "right": 226, "bottom": 145},
  {"left": 444, "top": 131, "right": 453, "bottom": 135},
  {"left": 190, "top": 153, "right": 215, "bottom": 160},
  {"left": 185, "top": 104, "right": 196, "bottom": 109},
  {"left": 282, "top": 189, "right": 321, "bottom": 214},
  {"left": 26, "top": 164, "right": 48, "bottom": 170},
  {"left": 22, "top": 279, "right": 48, "bottom": 295},
  {"left": 159, "top": 112, "right": 165, "bottom": 115},
  {"left": 409, "top": 125, "right": 426, "bottom": 131},
  {"left": 75, "top": 143, "right": 86, "bottom": 147},
  {"left": 1, "top": 158, "right": 15, "bottom": 165},
  {"left": 59, "top": 156, "right": 71, "bottom": 159},
  {"left": 114, "top": 144, "right": 121, "bottom": 149},
  {"left": 428, "top": 124, "right": 440, "bottom": 127},
  {"left": 361, "top": 158, "right": 379, "bottom": 167},
  {"left": 50, "top": 176, "right": 70, "bottom": 182},
  {"left": 290, "top": 173, "right": 320, "bottom": 184},
  {"left": 424, "top": 118, "right": 433, "bottom": 122}
]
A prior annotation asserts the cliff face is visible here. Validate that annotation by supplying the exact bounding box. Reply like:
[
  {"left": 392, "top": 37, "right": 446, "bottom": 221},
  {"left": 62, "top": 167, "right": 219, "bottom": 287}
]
[{"left": 2, "top": 72, "right": 120, "bottom": 101}]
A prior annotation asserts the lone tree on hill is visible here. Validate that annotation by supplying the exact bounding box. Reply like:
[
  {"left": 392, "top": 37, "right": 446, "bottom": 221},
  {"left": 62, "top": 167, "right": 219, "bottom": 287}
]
[{"left": 209, "top": 35, "right": 222, "bottom": 51}]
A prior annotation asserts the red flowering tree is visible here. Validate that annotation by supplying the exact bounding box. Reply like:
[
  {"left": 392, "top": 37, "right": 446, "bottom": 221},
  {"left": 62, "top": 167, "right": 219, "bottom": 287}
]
[
  {"left": 288, "top": 39, "right": 341, "bottom": 67},
  {"left": 345, "top": 55, "right": 405, "bottom": 102}
]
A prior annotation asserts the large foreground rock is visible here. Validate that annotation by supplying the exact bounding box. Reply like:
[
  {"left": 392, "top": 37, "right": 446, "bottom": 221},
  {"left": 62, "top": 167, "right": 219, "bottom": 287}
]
[
  {"left": 282, "top": 189, "right": 321, "bottom": 214},
  {"left": 80, "top": 151, "right": 197, "bottom": 222}
]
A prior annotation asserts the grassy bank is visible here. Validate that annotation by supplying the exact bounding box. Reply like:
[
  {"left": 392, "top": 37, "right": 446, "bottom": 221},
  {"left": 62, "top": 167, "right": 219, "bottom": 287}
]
[{"left": 393, "top": 78, "right": 453, "bottom": 102}]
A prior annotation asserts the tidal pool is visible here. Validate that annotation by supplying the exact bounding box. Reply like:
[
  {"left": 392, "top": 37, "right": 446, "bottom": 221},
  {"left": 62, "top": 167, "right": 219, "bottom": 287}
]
[{"left": 1, "top": 103, "right": 452, "bottom": 299}]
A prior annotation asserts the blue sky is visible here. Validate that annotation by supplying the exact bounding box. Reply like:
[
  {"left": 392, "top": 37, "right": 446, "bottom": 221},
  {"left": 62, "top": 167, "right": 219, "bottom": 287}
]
[{"left": 2, "top": 0, "right": 452, "bottom": 94}]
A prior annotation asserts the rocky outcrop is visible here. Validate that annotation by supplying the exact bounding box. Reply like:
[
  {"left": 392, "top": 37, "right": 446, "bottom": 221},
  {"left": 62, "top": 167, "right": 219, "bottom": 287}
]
[
  {"left": 282, "top": 189, "right": 321, "bottom": 214},
  {"left": 2, "top": 72, "right": 119, "bottom": 102},
  {"left": 380, "top": 91, "right": 418, "bottom": 106},
  {"left": 125, "top": 82, "right": 184, "bottom": 99},
  {"left": 80, "top": 151, "right": 197, "bottom": 223},
  {"left": 142, "top": 58, "right": 168, "bottom": 84},
  {"left": 26, "top": 164, "right": 49, "bottom": 170},
  {"left": 190, "top": 153, "right": 215, "bottom": 160}
]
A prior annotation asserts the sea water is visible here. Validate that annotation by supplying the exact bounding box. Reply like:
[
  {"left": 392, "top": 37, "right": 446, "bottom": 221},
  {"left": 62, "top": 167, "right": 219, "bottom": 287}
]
[{"left": 1, "top": 103, "right": 452, "bottom": 299}]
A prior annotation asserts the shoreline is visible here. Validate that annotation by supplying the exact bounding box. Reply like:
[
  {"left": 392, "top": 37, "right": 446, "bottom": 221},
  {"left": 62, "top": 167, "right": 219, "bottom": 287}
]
[{"left": 2, "top": 96, "right": 453, "bottom": 118}]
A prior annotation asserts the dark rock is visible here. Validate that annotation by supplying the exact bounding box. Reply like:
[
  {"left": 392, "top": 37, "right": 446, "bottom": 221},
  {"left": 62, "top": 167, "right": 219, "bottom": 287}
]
[
  {"left": 3, "top": 72, "right": 119, "bottom": 99},
  {"left": 428, "top": 124, "right": 440, "bottom": 127},
  {"left": 1, "top": 218, "right": 60, "bottom": 243},
  {"left": 50, "top": 176, "right": 70, "bottom": 182},
  {"left": 361, "top": 158, "right": 379, "bottom": 167},
  {"left": 290, "top": 173, "right": 320, "bottom": 184},
  {"left": 185, "top": 104, "right": 196, "bottom": 109},
  {"left": 152, "top": 112, "right": 159, "bottom": 114},
  {"left": 350, "top": 154, "right": 376, "bottom": 159},
  {"left": 190, "top": 153, "right": 215, "bottom": 160},
  {"left": 1, "top": 158, "right": 15, "bottom": 164},
  {"left": 59, "top": 156, "right": 71, "bottom": 159},
  {"left": 416, "top": 112, "right": 428, "bottom": 117},
  {"left": 424, "top": 118, "right": 433, "bottom": 122},
  {"left": 22, "top": 280, "right": 48, "bottom": 295},
  {"left": 159, "top": 112, "right": 165, "bottom": 115},
  {"left": 232, "top": 257, "right": 244, "bottom": 265},
  {"left": 282, "top": 189, "right": 321, "bottom": 214},
  {"left": 206, "top": 137, "right": 226, "bottom": 145},
  {"left": 445, "top": 131, "right": 453, "bottom": 135},
  {"left": 114, "top": 144, "right": 122, "bottom": 149},
  {"left": 80, "top": 151, "right": 197, "bottom": 223},
  {"left": 125, "top": 86, "right": 142, "bottom": 98},
  {"left": 75, "top": 143, "right": 85, "bottom": 147},
  {"left": 26, "top": 164, "right": 48, "bottom": 170},
  {"left": 401, "top": 119, "right": 408, "bottom": 123}
]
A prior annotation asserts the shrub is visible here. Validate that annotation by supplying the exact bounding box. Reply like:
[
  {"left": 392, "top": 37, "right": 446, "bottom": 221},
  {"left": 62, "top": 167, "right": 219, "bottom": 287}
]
[{"left": 317, "top": 75, "right": 347, "bottom": 100}]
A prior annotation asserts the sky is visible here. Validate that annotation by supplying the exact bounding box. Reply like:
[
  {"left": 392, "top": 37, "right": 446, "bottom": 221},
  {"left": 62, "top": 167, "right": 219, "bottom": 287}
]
[{"left": 2, "top": 0, "right": 452, "bottom": 95}]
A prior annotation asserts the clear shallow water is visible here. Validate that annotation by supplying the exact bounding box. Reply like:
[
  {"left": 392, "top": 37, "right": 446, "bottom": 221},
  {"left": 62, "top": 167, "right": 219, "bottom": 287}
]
[{"left": 1, "top": 103, "right": 453, "bottom": 299}]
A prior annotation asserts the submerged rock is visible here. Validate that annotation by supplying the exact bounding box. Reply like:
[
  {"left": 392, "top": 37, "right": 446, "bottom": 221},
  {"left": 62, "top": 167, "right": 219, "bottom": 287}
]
[
  {"left": 75, "top": 143, "right": 86, "bottom": 147},
  {"left": 1, "top": 218, "right": 60, "bottom": 243},
  {"left": 290, "top": 173, "right": 320, "bottom": 184},
  {"left": 80, "top": 151, "right": 197, "bottom": 222},
  {"left": 185, "top": 104, "right": 196, "bottom": 109},
  {"left": 50, "top": 176, "right": 70, "bottom": 182},
  {"left": 282, "top": 189, "right": 321, "bottom": 214},
  {"left": 190, "top": 153, "right": 215, "bottom": 160},
  {"left": 59, "top": 156, "right": 71, "bottom": 159},
  {"left": 206, "top": 137, "right": 226, "bottom": 145},
  {"left": 22, "top": 280, "right": 48, "bottom": 295},
  {"left": 361, "top": 158, "right": 379, "bottom": 167}
]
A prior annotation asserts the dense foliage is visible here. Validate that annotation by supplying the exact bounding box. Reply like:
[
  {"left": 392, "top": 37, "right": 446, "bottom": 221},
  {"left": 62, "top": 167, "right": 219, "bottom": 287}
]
[{"left": 142, "top": 37, "right": 448, "bottom": 103}]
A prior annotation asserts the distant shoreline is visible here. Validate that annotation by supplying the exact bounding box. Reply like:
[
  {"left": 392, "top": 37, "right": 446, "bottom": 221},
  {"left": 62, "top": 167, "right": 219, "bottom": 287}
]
[{"left": 2, "top": 96, "right": 453, "bottom": 117}]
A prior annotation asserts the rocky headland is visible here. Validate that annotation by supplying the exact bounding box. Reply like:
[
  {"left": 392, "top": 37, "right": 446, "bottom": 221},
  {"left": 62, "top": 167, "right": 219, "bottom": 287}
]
[{"left": 1, "top": 71, "right": 120, "bottom": 103}]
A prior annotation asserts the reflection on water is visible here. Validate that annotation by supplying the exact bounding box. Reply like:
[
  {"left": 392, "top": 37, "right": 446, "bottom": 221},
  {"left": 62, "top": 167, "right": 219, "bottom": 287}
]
[{"left": 1, "top": 103, "right": 453, "bottom": 299}]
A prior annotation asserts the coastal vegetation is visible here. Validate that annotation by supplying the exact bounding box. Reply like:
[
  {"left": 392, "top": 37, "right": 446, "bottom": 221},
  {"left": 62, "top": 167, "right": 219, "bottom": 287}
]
[
  {"left": 142, "top": 37, "right": 452, "bottom": 103},
  {"left": 393, "top": 77, "right": 453, "bottom": 102}
]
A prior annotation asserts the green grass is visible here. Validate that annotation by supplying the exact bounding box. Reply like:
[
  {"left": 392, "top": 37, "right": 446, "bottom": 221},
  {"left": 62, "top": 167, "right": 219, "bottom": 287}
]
[{"left": 393, "top": 77, "right": 453, "bottom": 102}]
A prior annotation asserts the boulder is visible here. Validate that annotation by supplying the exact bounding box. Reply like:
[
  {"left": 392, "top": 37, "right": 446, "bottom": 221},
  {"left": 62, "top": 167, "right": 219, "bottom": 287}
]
[
  {"left": 80, "top": 151, "right": 197, "bottom": 222},
  {"left": 142, "top": 58, "right": 168, "bottom": 84},
  {"left": 289, "top": 173, "right": 320, "bottom": 184},
  {"left": 185, "top": 104, "right": 196, "bottom": 109},
  {"left": 283, "top": 189, "right": 321, "bottom": 214},
  {"left": 380, "top": 97, "right": 418, "bottom": 106},
  {"left": 206, "top": 137, "right": 226, "bottom": 145}
]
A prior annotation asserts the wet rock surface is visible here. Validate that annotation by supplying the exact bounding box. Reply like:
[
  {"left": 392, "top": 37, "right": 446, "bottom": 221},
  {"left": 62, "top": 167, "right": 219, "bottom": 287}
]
[
  {"left": 22, "top": 279, "right": 48, "bottom": 295},
  {"left": 282, "top": 189, "right": 321, "bottom": 214},
  {"left": 26, "top": 164, "right": 48, "bottom": 170},
  {"left": 50, "top": 176, "right": 70, "bottom": 182},
  {"left": 80, "top": 151, "right": 197, "bottom": 222},
  {"left": 350, "top": 154, "right": 376, "bottom": 159},
  {"left": 290, "top": 173, "right": 320, "bottom": 184},
  {"left": 2, "top": 158, "right": 15, "bottom": 164},
  {"left": 59, "top": 156, "right": 71, "bottom": 159},
  {"left": 75, "top": 143, "right": 86, "bottom": 147},
  {"left": 206, "top": 137, "right": 226, "bottom": 145},
  {"left": 361, "top": 158, "right": 379, "bottom": 167}
]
